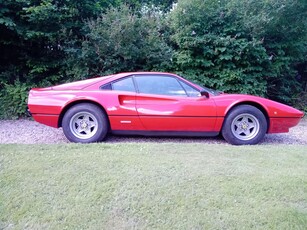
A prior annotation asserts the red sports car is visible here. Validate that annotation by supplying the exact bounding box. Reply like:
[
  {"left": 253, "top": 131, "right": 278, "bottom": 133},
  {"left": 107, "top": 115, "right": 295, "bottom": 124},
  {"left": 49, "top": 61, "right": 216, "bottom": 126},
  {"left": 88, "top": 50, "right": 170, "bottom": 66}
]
[{"left": 28, "top": 72, "right": 304, "bottom": 145}]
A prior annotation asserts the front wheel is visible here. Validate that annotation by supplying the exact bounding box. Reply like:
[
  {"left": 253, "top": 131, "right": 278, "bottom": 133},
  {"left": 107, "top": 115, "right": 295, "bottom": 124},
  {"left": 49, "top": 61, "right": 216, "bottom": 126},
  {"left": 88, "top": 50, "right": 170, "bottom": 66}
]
[
  {"left": 62, "top": 103, "right": 108, "bottom": 143},
  {"left": 222, "top": 105, "right": 267, "bottom": 145}
]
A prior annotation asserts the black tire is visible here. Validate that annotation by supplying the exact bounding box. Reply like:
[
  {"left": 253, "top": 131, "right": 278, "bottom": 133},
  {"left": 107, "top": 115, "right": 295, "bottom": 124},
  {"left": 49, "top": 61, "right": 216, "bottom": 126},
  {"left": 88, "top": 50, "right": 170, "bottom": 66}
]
[
  {"left": 62, "top": 103, "right": 108, "bottom": 143},
  {"left": 221, "top": 105, "right": 267, "bottom": 145}
]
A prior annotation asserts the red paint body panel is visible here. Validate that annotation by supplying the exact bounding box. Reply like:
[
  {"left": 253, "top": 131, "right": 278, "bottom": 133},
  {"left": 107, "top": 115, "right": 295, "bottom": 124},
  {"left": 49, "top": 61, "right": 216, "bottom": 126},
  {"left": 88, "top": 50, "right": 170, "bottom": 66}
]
[
  {"left": 28, "top": 72, "right": 304, "bottom": 137},
  {"left": 268, "top": 117, "right": 302, "bottom": 133},
  {"left": 136, "top": 94, "right": 217, "bottom": 131},
  {"left": 108, "top": 116, "right": 144, "bottom": 130},
  {"left": 213, "top": 94, "right": 303, "bottom": 118},
  {"left": 31, "top": 114, "right": 59, "bottom": 128}
]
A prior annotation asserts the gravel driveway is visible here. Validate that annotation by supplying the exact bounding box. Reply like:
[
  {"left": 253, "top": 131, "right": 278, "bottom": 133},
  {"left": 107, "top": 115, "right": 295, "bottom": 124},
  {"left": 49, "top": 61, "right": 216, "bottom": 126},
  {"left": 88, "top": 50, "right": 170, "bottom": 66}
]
[{"left": 0, "top": 119, "right": 306, "bottom": 145}]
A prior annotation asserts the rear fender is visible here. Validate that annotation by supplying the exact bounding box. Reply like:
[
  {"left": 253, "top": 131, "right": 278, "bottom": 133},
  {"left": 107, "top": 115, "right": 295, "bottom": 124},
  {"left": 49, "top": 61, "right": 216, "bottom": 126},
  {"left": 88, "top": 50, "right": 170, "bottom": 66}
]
[{"left": 58, "top": 99, "right": 108, "bottom": 128}]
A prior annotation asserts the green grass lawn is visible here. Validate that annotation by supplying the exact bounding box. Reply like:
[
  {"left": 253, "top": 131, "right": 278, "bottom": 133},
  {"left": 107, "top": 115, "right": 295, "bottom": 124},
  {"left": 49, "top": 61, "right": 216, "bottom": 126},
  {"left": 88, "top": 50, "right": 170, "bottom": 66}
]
[{"left": 1, "top": 143, "right": 306, "bottom": 229}]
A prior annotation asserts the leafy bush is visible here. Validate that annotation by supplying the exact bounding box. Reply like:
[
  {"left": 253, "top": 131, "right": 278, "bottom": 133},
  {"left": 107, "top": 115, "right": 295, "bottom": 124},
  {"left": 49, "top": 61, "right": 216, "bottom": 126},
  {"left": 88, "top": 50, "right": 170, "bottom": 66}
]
[
  {"left": 293, "top": 87, "right": 307, "bottom": 113},
  {"left": 65, "top": 4, "right": 173, "bottom": 78},
  {"left": 169, "top": 0, "right": 306, "bottom": 101},
  {"left": 0, "top": 81, "right": 32, "bottom": 119}
]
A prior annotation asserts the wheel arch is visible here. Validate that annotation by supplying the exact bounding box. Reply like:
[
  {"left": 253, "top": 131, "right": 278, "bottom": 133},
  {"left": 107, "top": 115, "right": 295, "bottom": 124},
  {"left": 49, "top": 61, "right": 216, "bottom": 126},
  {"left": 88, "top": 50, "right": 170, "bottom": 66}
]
[
  {"left": 223, "top": 101, "right": 270, "bottom": 133},
  {"left": 58, "top": 100, "right": 109, "bottom": 128}
]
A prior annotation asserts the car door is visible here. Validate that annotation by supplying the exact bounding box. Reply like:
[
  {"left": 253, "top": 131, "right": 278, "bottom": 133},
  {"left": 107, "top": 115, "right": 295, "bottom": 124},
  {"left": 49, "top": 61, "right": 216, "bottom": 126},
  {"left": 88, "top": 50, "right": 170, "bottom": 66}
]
[
  {"left": 100, "top": 76, "right": 144, "bottom": 131},
  {"left": 134, "top": 74, "right": 217, "bottom": 132}
]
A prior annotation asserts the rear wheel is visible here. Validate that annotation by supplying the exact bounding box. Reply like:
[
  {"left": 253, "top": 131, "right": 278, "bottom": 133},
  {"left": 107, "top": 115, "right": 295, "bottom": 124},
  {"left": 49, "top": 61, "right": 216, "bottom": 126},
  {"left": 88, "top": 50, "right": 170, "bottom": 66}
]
[
  {"left": 62, "top": 103, "right": 108, "bottom": 143},
  {"left": 222, "top": 105, "right": 267, "bottom": 145}
]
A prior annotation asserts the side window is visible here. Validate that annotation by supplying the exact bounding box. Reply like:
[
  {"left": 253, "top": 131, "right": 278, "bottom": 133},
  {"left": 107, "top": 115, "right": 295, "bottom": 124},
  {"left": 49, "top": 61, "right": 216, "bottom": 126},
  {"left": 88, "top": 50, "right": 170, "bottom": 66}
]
[
  {"left": 100, "top": 83, "right": 112, "bottom": 90},
  {"left": 100, "top": 77, "right": 136, "bottom": 92},
  {"left": 180, "top": 81, "right": 201, "bottom": 97},
  {"left": 135, "top": 76, "right": 187, "bottom": 97}
]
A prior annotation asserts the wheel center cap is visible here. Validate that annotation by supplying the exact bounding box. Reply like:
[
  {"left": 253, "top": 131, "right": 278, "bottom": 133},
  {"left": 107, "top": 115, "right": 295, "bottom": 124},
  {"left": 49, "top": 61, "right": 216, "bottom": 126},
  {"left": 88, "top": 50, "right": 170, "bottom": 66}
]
[{"left": 80, "top": 121, "right": 88, "bottom": 129}]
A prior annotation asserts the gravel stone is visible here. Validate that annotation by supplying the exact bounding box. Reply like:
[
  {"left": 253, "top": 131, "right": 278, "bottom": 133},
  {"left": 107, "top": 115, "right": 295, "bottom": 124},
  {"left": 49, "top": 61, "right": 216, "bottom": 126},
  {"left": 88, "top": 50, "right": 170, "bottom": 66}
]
[{"left": 0, "top": 119, "right": 306, "bottom": 145}]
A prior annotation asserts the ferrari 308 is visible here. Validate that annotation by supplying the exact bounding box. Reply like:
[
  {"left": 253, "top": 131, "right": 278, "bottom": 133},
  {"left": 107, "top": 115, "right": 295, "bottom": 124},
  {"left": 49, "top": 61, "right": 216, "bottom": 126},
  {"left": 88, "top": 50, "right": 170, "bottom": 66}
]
[{"left": 28, "top": 72, "right": 304, "bottom": 145}]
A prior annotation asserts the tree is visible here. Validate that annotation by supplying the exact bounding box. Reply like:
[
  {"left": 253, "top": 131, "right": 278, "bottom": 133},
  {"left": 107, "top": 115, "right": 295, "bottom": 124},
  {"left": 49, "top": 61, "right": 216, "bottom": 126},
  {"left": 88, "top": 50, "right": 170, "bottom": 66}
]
[
  {"left": 65, "top": 4, "right": 173, "bottom": 78},
  {"left": 226, "top": 0, "right": 307, "bottom": 102},
  {"left": 0, "top": 0, "right": 123, "bottom": 85},
  {"left": 169, "top": 0, "right": 307, "bottom": 103}
]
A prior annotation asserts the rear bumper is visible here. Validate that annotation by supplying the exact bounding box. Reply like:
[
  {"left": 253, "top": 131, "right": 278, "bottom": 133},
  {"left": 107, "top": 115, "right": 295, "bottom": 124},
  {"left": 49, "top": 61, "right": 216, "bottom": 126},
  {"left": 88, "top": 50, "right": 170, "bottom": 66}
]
[{"left": 31, "top": 114, "right": 60, "bottom": 128}]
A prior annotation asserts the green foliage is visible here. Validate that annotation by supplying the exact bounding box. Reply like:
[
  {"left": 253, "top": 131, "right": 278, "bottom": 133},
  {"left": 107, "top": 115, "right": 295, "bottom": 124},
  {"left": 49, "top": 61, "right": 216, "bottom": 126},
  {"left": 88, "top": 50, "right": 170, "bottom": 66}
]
[
  {"left": 172, "top": 34, "right": 269, "bottom": 96},
  {"left": 0, "top": 81, "right": 32, "bottom": 119},
  {"left": 169, "top": 1, "right": 258, "bottom": 93},
  {"left": 293, "top": 81, "right": 307, "bottom": 113},
  {"left": 0, "top": 0, "right": 124, "bottom": 86},
  {"left": 128, "top": 0, "right": 175, "bottom": 11},
  {"left": 169, "top": 0, "right": 307, "bottom": 100},
  {"left": 229, "top": 0, "right": 307, "bottom": 103},
  {"left": 65, "top": 4, "right": 173, "bottom": 78}
]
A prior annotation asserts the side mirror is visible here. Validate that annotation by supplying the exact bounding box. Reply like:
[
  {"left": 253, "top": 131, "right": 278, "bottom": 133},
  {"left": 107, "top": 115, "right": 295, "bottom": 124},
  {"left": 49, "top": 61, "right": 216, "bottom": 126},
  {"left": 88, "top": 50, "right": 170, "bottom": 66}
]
[{"left": 200, "top": 90, "right": 210, "bottom": 98}]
